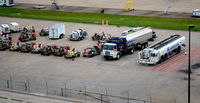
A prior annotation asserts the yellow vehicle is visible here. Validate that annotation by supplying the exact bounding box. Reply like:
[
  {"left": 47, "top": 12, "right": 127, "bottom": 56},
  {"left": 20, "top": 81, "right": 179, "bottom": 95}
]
[{"left": 64, "top": 49, "right": 80, "bottom": 59}]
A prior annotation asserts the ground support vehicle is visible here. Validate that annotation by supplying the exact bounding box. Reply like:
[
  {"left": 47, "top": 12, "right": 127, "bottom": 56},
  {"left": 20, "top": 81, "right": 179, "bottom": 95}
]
[
  {"left": 102, "top": 27, "right": 156, "bottom": 60},
  {"left": 39, "top": 27, "right": 49, "bottom": 36},
  {"left": 92, "top": 31, "right": 111, "bottom": 41},
  {"left": 1, "top": 24, "right": 11, "bottom": 34},
  {"left": 69, "top": 29, "right": 87, "bottom": 41},
  {"left": 138, "top": 34, "right": 185, "bottom": 65},
  {"left": 0, "top": 34, "right": 12, "bottom": 42},
  {"left": 0, "top": 27, "right": 2, "bottom": 35},
  {"left": 0, "top": 40, "right": 10, "bottom": 50},
  {"left": 18, "top": 32, "right": 36, "bottom": 42},
  {"left": 54, "top": 46, "right": 69, "bottom": 56},
  {"left": 83, "top": 46, "right": 101, "bottom": 57},
  {"left": 0, "top": 0, "right": 14, "bottom": 7},
  {"left": 40, "top": 45, "right": 55, "bottom": 56},
  {"left": 64, "top": 49, "right": 80, "bottom": 59},
  {"left": 10, "top": 22, "right": 20, "bottom": 33},
  {"left": 31, "top": 43, "right": 43, "bottom": 54},
  {"left": 192, "top": 9, "right": 200, "bottom": 17},
  {"left": 20, "top": 43, "right": 33, "bottom": 53},
  {"left": 9, "top": 41, "right": 21, "bottom": 51},
  {"left": 22, "top": 26, "right": 35, "bottom": 33},
  {"left": 49, "top": 24, "right": 65, "bottom": 39}
]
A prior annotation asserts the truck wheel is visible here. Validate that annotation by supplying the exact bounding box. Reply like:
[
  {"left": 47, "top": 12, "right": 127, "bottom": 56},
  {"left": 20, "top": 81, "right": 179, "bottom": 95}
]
[
  {"left": 104, "top": 56, "right": 108, "bottom": 60},
  {"left": 116, "top": 54, "right": 120, "bottom": 60},
  {"left": 98, "top": 51, "right": 101, "bottom": 55},
  {"left": 177, "top": 46, "right": 181, "bottom": 54}
]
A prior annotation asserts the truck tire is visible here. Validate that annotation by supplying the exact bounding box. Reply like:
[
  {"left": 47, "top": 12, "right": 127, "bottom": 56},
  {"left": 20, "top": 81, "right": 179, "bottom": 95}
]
[
  {"left": 104, "top": 56, "right": 108, "bottom": 60},
  {"left": 59, "top": 34, "right": 64, "bottom": 39},
  {"left": 116, "top": 54, "right": 120, "bottom": 60},
  {"left": 177, "top": 46, "right": 181, "bottom": 54}
]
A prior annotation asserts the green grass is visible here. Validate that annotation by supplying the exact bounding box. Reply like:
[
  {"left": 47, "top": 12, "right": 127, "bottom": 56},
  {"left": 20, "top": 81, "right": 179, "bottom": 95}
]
[{"left": 0, "top": 7, "right": 199, "bottom": 31}]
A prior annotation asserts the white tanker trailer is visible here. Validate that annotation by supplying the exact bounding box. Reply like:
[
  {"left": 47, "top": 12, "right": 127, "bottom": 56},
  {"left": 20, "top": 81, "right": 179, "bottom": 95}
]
[{"left": 138, "top": 34, "right": 186, "bottom": 65}]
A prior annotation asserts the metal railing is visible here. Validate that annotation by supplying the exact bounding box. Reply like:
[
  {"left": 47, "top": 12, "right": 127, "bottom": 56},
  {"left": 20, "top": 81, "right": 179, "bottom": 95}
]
[{"left": 0, "top": 76, "right": 150, "bottom": 103}]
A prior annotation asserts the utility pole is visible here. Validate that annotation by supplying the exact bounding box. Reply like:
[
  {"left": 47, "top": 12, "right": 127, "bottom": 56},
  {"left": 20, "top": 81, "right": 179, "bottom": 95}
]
[{"left": 188, "top": 25, "right": 194, "bottom": 103}]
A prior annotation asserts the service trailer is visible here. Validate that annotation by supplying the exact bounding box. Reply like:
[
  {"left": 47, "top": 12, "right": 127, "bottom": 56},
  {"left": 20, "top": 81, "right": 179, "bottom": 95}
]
[{"left": 49, "top": 24, "right": 65, "bottom": 39}]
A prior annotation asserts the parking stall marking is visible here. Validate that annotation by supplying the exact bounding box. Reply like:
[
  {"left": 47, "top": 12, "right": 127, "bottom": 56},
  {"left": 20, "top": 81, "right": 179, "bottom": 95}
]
[{"left": 152, "top": 46, "right": 200, "bottom": 73}]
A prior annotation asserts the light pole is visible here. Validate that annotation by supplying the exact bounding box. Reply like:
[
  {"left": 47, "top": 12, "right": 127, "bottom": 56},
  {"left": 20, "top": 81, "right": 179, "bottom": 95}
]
[{"left": 188, "top": 25, "right": 194, "bottom": 103}]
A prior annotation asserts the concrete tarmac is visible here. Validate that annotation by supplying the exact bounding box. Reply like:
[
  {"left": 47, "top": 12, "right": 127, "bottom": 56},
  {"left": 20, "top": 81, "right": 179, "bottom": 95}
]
[{"left": 0, "top": 17, "right": 200, "bottom": 103}]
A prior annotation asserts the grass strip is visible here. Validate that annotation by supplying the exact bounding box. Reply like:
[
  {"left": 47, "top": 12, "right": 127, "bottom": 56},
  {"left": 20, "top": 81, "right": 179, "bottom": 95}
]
[{"left": 0, "top": 7, "right": 199, "bottom": 31}]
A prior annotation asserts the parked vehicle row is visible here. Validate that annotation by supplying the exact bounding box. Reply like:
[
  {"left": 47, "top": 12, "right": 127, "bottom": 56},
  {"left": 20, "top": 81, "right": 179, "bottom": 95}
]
[{"left": 0, "top": 22, "right": 186, "bottom": 65}]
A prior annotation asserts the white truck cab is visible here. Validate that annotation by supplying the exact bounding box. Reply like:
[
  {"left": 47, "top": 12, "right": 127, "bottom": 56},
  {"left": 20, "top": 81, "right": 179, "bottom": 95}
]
[
  {"left": 10, "top": 22, "right": 20, "bottom": 33},
  {"left": 0, "top": 0, "right": 14, "bottom": 6},
  {"left": 1, "top": 24, "right": 11, "bottom": 34},
  {"left": 102, "top": 43, "right": 119, "bottom": 59},
  {"left": 138, "top": 48, "right": 160, "bottom": 64},
  {"left": 193, "top": 9, "right": 200, "bottom": 17}
]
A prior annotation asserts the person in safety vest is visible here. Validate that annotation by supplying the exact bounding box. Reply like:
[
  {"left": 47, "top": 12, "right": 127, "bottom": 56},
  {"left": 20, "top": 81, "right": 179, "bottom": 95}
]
[{"left": 71, "top": 48, "right": 76, "bottom": 61}]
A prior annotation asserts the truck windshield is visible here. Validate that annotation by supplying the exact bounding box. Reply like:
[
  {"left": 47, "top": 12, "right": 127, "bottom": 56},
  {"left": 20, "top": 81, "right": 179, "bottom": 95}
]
[
  {"left": 151, "top": 53, "right": 156, "bottom": 57},
  {"left": 103, "top": 45, "right": 114, "bottom": 50}
]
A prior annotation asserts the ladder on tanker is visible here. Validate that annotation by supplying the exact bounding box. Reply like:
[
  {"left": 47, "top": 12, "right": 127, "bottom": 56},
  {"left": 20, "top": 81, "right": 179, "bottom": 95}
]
[{"left": 150, "top": 34, "right": 180, "bottom": 49}]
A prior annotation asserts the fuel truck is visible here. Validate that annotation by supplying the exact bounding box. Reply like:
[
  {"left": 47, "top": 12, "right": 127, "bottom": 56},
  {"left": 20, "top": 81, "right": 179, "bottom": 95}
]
[
  {"left": 138, "top": 34, "right": 186, "bottom": 65},
  {"left": 102, "top": 27, "right": 156, "bottom": 60}
]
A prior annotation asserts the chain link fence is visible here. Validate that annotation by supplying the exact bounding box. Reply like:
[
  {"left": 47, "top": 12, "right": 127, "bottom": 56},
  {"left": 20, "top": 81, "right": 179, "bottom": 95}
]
[{"left": 0, "top": 76, "right": 151, "bottom": 103}]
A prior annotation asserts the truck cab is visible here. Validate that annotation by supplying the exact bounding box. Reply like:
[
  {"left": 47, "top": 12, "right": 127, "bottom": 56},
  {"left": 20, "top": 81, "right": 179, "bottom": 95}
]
[
  {"left": 103, "top": 43, "right": 120, "bottom": 59},
  {"left": 138, "top": 48, "right": 160, "bottom": 65},
  {"left": 0, "top": 0, "right": 14, "bottom": 7}
]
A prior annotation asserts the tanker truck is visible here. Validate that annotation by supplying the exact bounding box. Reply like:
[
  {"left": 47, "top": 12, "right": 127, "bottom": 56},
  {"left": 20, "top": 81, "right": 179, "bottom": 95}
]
[
  {"left": 102, "top": 27, "right": 156, "bottom": 60},
  {"left": 138, "top": 34, "right": 185, "bottom": 65}
]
